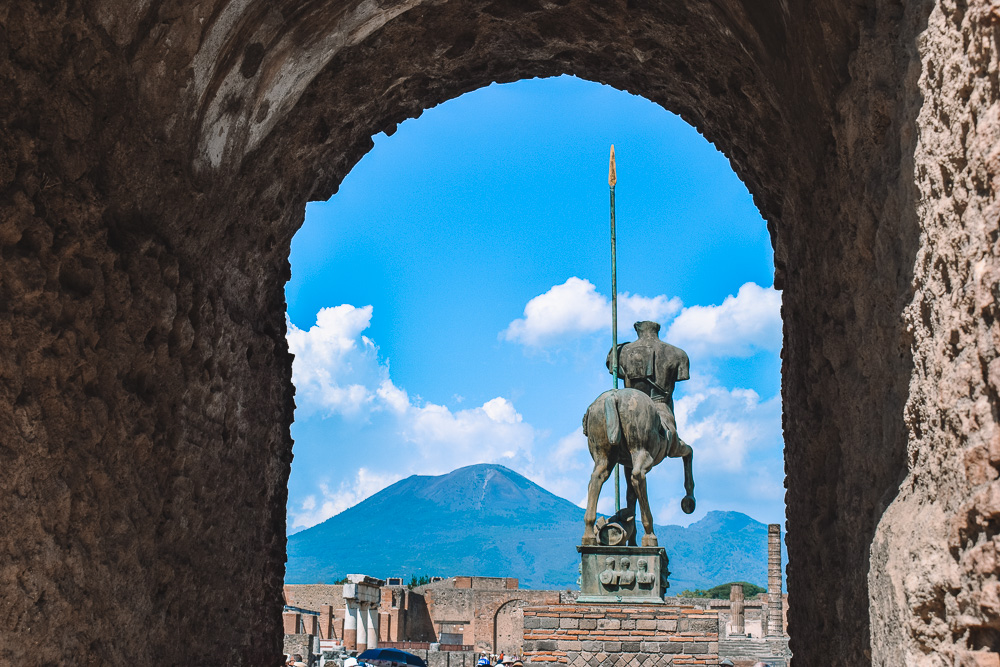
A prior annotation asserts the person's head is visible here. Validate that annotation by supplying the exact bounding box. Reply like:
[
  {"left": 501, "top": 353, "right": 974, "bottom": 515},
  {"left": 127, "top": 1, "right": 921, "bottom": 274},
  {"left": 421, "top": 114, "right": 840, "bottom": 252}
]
[
  {"left": 638, "top": 559, "right": 648, "bottom": 571},
  {"left": 620, "top": 557, "right": 631, "bottom": 569}
]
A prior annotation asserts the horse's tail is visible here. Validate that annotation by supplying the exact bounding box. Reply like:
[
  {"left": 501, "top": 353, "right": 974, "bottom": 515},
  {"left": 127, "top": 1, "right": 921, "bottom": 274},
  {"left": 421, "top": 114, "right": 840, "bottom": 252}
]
[{"left": 604, "top": 392, "right": 622, "bottom": 446}]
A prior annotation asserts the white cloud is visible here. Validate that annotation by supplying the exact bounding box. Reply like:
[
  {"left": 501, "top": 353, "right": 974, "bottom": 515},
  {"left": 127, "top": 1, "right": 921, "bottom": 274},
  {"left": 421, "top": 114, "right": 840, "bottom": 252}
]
[
  {"left": 377, "top": 379, "right": 410, "bottom": 415},
  {"left": 550, "top": 427, "right": 589, "bottom": 473},
  {"left": 666, "top": 282, "right": 781, "bottom": 359},
  {"left": 674, "top": 382, "right": 782, "bottom": 472},
  {"left": 501, "top": 277, "right": 681, "bottom": 347},
  {"left": 287, "top": 304, "right": 387, "bottom": 417},
  {"left": 288, "top": 468, "right": 402, "bottom": 531},
  {"left": 403, "top": 397, "right": 537, "bottom": 472}
]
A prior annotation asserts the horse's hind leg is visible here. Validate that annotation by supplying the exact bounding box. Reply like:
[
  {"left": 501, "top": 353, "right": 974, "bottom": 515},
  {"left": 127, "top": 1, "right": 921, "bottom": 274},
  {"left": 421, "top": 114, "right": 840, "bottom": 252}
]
[
  {"left": 678, "top": 439, "right": 696, "bottom": 514},
  {"left": 583, "top": 452, "right": 612, "bottom": 545},
  {"left": 624, "top": 464, "right": 638, "bottom": 546},
  {"left": 630, "top": 450, "right": 658, "bottom": 547}
]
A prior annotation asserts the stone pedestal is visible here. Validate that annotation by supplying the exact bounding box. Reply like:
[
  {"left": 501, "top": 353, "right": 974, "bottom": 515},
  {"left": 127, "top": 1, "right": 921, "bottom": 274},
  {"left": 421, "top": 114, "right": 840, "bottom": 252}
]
[
  {"left": 577, "top": 544, "right": 670, "bottom": 604},
  {"left": 522, "top": 603, "right": 719, "bottom": 666}
]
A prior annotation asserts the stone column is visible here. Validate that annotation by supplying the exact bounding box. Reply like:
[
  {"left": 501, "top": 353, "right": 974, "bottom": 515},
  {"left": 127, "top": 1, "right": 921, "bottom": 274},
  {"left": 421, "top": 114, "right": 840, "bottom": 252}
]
[
  {"left": 767, "top": 523, "right": 783, "bottom": 636},
  {"left": 729, "top": 583, "right": 745, "bottom": 636},
  {"left": 366, "top": 604, "right": 378, "bottom": 649},
  {"left": 356, "top": 603, "right": 368, "bottom": 652},
  {"left": 344, "top": 601, "right": 358, "bottom": 651}
]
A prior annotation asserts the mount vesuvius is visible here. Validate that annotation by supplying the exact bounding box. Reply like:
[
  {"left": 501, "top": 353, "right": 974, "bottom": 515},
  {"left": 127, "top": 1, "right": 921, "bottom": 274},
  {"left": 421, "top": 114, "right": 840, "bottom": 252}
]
[{"left": 286, "top": 464, "right": 783, "bottom": 592}]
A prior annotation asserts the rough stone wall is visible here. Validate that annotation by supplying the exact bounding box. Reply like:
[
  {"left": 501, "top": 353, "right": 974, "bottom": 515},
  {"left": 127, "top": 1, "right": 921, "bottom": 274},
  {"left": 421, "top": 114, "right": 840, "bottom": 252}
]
[
  {"left": 283, "top": 634, "right": 314, "bottom": 663},
  {"left": 405, "top": 590, "right": 438, "bottom": 642},
  {"left": 1, "top": 0, "right": 994, "bottom": 665},
  {"left": 494, "top": 599, "right": 525, "bottom": 656},
  {"left": 869, "top": 1, "right": 1000, "bottom": 665},
  {"left": 0, "top": 4, "right": 292, "bottom": 665}
]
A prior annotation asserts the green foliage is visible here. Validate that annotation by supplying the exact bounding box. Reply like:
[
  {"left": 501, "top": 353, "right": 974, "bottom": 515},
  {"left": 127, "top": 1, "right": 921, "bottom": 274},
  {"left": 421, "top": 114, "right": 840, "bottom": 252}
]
[
  {"left": 407, "top": 575, "right": 433, "bottom": 589},
  {"left": 315, "top": 576, "right": 348, "bottom": 585},
  {"left": 678, "top": 581, "right": 765, "bottom": 599}
]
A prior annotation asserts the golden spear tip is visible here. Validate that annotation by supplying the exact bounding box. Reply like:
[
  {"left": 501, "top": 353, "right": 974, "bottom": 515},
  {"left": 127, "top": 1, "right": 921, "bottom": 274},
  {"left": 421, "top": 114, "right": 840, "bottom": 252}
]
[{"left": 609, "top": 145, "right": 617, "bottom": 187}]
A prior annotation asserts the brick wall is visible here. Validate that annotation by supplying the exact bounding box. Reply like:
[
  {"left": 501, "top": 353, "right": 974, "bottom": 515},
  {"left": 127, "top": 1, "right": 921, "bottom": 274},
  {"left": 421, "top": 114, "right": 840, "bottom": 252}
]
[{"left": 522, "top": 604, "right": 719, "bottom": 666}]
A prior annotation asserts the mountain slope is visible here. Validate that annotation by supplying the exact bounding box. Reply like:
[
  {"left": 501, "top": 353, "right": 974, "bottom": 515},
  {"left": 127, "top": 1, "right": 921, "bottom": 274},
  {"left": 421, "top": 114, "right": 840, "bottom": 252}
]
[{"left": 286, "top": 464, "right": 784, "bottom": 591}]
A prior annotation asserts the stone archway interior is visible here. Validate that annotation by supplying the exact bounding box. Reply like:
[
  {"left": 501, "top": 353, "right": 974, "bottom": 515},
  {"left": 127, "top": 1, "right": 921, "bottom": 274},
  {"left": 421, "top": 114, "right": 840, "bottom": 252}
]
[{"left": 3, "top": 1, "right": 996, "bottom": 666}]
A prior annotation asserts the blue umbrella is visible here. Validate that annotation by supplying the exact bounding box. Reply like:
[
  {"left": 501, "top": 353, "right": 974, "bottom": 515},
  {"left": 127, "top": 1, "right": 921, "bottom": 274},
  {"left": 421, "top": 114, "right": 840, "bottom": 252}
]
[{"left": 357, "top": 648, "right": 427, "bottom": 667}]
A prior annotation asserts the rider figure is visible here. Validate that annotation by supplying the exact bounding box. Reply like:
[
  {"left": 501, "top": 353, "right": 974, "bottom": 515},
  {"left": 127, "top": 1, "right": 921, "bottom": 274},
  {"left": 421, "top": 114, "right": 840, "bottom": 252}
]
[{"left": 606, "top": 320, "right": 690, "bottom": 458}]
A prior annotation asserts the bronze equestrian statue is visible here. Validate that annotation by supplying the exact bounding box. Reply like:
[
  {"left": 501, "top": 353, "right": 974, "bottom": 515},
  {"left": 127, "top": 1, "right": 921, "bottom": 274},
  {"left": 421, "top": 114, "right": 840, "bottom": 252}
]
[{"left": 582, "top": 321, "right": 696, "bottom": 547}]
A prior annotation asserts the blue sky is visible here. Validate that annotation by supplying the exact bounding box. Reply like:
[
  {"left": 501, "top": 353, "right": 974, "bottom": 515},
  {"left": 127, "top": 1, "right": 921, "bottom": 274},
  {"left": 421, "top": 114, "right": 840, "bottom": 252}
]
[{"left": 284, "top": 75, "right": 783, "bottom": 534}]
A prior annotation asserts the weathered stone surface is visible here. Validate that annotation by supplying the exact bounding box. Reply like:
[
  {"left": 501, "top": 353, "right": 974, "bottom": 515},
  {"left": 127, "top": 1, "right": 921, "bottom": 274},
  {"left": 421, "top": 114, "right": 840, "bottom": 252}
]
[
  {"left": 0, "top": 0, "right": 995, "bottom": 665},
  {"left": 864, "top": 0, "right": 1000, "bottom": 664},
  {"left": 579, "top": 544, "right": 669, "bottom": 603}
]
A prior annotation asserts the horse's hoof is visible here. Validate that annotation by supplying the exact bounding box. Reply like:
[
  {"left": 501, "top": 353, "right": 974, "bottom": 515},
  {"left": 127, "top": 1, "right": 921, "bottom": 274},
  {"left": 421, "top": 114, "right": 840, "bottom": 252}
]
[
  {"left": 641, "top": 534, "right": 658, "bottom": 547},
  {"left": 681, "top": 495, "right": 696, "bottom": 514},
  {"left": 582, "top": 535, "right": 598, "bottom": 546}
]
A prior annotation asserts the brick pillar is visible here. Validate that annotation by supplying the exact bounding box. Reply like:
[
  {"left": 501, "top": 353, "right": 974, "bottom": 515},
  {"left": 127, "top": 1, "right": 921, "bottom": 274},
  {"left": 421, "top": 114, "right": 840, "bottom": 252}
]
[
  {"left": 335, "top": 608, "right": 346, "bottom": 641},
  {"left": 320, "top": 605, "right": 334, "bottom": 639},
  {"left": 303, "top": 614, "right": 317, "bottom": 636},
  {"left": 344, "top": 602, "right": 358, "bottom": 651},
  {"left": 283, "top": 612, "right": 300, "bottom": 635},
  {"left": 730, "top": 583, "right": 745, "bottom": 635},
  {"left": 356, "top": 603, "right": 368, "bottom": 652},
  {"left": 767, "top": 524, "right": 783, "bottom": 636},
  {"left": 379, "top": 611, "right": 391, "bottom": 642}
]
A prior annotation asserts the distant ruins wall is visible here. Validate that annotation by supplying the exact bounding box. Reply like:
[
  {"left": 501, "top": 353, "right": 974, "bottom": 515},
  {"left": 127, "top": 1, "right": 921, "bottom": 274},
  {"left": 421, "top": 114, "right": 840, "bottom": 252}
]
[
  {"left": 284, "top": 584, "right": 346, "bottom": 614},
  {"left": 417, "top": 576, "right": 561, "bottom": 651}
]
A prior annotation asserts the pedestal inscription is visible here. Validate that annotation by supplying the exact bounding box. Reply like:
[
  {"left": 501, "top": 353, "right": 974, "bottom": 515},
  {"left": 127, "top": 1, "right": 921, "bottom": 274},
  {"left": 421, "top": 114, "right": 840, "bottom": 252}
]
[{"left": 578, "top": 544, "right": 669, "bottom": 604}]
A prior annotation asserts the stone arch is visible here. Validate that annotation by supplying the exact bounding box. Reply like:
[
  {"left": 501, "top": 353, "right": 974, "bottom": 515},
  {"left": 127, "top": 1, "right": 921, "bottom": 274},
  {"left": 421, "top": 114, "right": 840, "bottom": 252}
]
[
  {"left": 492, "top": 598, "right": 527, "bottom": 656},
  {"left": 3, "top": 1, "right": 993, "bottom": 666}
]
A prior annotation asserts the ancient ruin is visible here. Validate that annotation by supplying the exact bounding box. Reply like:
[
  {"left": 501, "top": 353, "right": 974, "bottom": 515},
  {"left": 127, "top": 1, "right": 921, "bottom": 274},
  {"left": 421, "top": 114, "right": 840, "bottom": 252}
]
[
  {"left": 2, "top": 0, "right": 998, "bottom": 665},
  {"left": 280, "top": 532, "right": 791, "bottom": 665},
  {"left": 283, "top": 575, "right": 563, "bottom": 663}
]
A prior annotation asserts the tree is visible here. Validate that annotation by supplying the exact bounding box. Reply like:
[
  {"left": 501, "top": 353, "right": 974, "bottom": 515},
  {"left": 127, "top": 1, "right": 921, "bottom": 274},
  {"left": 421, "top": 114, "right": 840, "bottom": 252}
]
[
  {"left": 678, "top": 582, "right": 766, "bottom": 599},
  {"left": 407, "top": 574, "right": 433, "bottom": 589}
]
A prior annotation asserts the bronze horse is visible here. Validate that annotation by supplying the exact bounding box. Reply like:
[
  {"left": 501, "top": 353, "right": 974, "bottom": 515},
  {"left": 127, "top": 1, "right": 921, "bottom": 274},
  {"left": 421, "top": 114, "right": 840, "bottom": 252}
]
[{"left": 581, "top": 322, "right": 696, "bottom": 547}]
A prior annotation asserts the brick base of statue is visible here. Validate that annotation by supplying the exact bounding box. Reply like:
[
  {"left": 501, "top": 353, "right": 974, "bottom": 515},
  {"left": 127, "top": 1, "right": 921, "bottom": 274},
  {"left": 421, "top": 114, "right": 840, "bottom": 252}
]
[{"left": 522, "top": 603, "right": 719, "bottom": 666}]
